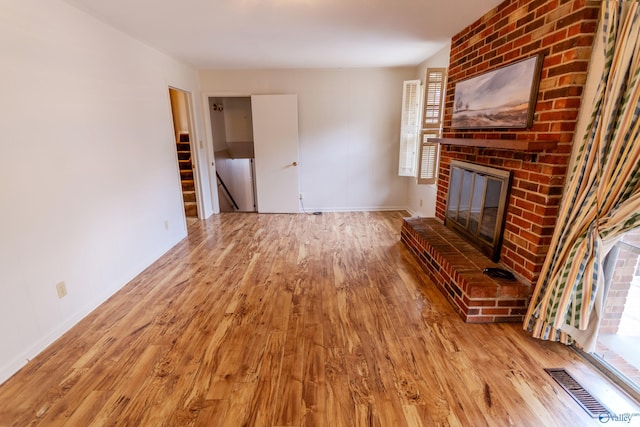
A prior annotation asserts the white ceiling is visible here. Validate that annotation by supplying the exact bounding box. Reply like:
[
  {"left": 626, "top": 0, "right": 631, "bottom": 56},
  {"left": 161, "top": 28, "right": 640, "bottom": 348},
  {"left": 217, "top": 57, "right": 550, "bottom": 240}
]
[{"left": 63, "top": 0, "right": 504, "bottom": 69}]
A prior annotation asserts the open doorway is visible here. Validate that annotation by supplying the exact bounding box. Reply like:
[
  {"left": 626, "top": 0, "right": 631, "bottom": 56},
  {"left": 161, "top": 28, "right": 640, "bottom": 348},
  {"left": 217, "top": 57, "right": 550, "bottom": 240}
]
[
  {"left": 208, "top": 96, "right": 257, "bottom": 212},
  {"left": 205, "top": 94, "right": 300, "bottom": 214},
  {"left": 169, "top": 87, "right": 199, "bottom": 219}
]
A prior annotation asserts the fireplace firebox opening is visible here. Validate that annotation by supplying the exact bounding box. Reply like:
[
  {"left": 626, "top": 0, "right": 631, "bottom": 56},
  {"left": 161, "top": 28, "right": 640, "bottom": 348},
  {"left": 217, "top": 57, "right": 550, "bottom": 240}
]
[{"left": 445, "top": 160, "right": 511, "bottom": 262}]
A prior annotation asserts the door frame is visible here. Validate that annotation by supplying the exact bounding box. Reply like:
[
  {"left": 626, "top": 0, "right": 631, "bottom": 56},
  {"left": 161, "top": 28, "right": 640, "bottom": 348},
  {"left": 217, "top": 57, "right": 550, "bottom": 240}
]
[
  {"left": 201, "top": 92, "right": 301, "bottom": 214},
  {"left": 168, "top": 86, "right": 206, "bottom": 222},
  {"left": 201, "top": 91, "right": 255, "bottom": 214}
]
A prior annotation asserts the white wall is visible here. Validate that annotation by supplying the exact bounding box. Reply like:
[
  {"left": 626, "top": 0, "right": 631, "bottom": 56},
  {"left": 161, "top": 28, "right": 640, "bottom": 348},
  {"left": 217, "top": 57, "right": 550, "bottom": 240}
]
[
  {"left": 0, "top": 0, "right": 210, "bottom": 384},
  {"left": 405, "top": 43, "right": 451, "bottom": 217},
  {"left": 215, "top": 155, "right": 256, "bottom": 212},
  {"left": 199, "top": 67, "right": 416, "bottom": 212},
  {"left": 209, "top": 98, "right": 228, "bottom": 152},
  {"left": 223, "top": 97, "right": 254, "bottom": 144}
]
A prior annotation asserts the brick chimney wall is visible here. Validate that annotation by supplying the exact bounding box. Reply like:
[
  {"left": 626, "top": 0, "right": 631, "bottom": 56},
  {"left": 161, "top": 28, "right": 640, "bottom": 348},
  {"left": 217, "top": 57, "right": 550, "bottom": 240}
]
[{"left": 436, "top": 0, "right": 601, "bottom": 285}]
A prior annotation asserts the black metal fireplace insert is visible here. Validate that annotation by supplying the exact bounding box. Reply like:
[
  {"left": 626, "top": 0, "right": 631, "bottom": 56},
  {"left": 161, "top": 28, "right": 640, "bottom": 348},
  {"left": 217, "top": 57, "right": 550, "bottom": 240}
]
[{"left": 445, "top": 160, "right": 512, "bottom": 261}]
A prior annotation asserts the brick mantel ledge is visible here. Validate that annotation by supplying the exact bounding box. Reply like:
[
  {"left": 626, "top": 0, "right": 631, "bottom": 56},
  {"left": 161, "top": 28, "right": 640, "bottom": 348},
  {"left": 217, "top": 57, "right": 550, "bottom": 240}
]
[
  {"left": 401, "top": 217, "right": 531, "bottom": 323},
  {"left": 429, "top": 137, "right": 557, "bottom": 152}
]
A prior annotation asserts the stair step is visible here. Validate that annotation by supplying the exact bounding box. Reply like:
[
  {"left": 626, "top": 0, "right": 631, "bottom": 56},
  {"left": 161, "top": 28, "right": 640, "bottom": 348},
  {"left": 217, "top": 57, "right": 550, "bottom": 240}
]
[
  {"left": 184, "top": 202, "right": 197, "bottom": 217},
  {"left": 183, "top": 191, "right": 197, "bottom": 203},
  {"left": 182, "top": 180, "right": 195, "bottom": 191},
  {"left": 177, "top": 152, "right": 191, "bottom": 161},
  {"left": 176, "top": 143, "right": 190, "bottom": 151},
  {"left": 180, "top": 170, "right": 193, "bottom": 180}
]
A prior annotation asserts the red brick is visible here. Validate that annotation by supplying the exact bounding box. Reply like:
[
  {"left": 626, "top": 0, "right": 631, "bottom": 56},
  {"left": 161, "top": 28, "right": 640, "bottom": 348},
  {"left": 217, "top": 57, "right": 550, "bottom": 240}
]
[
  {"left": 542, "top": 85, "right": 583, "bottom": 100},
  {"left": 558, "top": 73, "right": 587, "bottom": 86},
  {"left": 551, "top": 35, "right": 595, "bottom": 54},
  {"left": 467, "top": 298, "right": 498, "bottom": 307},
  {"left": 568, "top": 21, "right": 598, "bottom": 38},
  {"left": 481, "top": 307, "right": 511, "bottom": 316},
  {"left": 557, "top": 9, "right": 594, "bottom": 29},
  {"left": 542, "top": 29, "right": 569, "bottom": 47},
  {"left": 498, "top": 299, "right": 527, "bottom": 307},
  {"left": 550, "top": 122, "right": 577, "bottom": 133},
  {"left": 544, "top": 52, "right": 564, "bottom": 68},
  {"left": 495, "top": 316, "right": 524, "bottom": 323},
  {"left": 454, "top": 296, "right": 469, "bottom": 313},
  {"left": 539, "top": 110, "right": 580, "bottom": 122},
  {"left": 532, "top": 0, "right": 558, "bottom": 17},
  {"left": 467, "top": 283, "right": 500, "bottom": 298},
  {"left": 505, "top": 248, "right": 526, "bottom": 267}
]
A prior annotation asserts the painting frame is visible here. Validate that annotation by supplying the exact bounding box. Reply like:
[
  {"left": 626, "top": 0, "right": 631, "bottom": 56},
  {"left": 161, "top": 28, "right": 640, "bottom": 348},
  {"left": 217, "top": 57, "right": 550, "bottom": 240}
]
[{"left": 451, "top": 54, "right": 543, "bottom": 129}]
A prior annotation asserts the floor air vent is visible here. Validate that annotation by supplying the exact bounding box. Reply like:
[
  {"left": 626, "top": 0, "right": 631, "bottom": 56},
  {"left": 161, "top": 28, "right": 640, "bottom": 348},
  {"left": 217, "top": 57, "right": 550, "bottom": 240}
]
[{"left": 545, "top": 368, "right": 610, "bottom": 418}]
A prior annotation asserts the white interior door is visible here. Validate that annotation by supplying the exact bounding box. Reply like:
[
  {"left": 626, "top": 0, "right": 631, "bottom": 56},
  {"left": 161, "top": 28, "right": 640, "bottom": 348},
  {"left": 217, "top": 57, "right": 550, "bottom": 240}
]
[{"left": 251, "top": 94, "right": 300, "bottom": 213}]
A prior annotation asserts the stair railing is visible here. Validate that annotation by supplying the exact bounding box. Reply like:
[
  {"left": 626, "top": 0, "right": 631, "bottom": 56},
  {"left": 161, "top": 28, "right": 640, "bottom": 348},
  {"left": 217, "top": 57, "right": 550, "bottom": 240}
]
[{"left": 216, "top": 172, "right": 240, "bottom": 210}]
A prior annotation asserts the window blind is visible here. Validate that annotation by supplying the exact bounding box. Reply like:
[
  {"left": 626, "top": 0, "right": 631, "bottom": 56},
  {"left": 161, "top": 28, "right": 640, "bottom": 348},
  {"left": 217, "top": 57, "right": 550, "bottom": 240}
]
[
  {"left": 398, "top": 80, "right": 422, "bottom": 177},
  {"left": 418, "top": 68, "right": 446, "bottom": 185},
  {"left": 418, "top": 131, "right": 439, "bottom": 184}
]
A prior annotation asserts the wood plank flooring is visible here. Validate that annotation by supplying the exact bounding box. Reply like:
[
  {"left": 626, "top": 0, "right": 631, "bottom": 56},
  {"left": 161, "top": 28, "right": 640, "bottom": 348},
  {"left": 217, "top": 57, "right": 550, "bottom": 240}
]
[{"left": 0, "top": 211, "right": 636, "bottom": 426}]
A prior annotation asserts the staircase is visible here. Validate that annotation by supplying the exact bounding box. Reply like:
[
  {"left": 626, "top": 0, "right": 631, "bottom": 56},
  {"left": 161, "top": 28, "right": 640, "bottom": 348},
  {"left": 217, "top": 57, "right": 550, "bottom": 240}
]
[{"left": 177, "top": 133, "right": 198, "bottom": 217}]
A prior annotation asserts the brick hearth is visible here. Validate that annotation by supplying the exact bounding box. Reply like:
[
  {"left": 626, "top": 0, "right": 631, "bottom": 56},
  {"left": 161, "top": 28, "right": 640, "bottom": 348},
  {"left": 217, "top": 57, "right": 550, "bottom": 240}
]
[{"left": 401, "top": 217, "right": 530, "bottom": 323}]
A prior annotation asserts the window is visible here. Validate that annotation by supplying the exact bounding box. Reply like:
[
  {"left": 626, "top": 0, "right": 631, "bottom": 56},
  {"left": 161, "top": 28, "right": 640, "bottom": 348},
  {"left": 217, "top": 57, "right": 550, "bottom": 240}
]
[
  {"left": 587, "top": 229, "right": 640, "bottom": 401},
  {"left": 398, "top": 80, "right": 422, "bottom": 177},
  {"left": 418, "top": 68, "right": 446, "bottom": 184}
]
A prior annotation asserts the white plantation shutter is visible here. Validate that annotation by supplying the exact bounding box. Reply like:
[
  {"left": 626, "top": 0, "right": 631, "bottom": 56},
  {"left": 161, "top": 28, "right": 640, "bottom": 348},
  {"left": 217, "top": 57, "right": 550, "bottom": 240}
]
[
  {"left": 418, "top": 131, "right": 439, "bottom": 184},
  {"left": 398, "top": 80, "right": 422, "bottom": 177},
  {"left": 418, "top": 68, "right": 446, "bottom": 185},
  {"left": 423, "top": 68, "right": 446, "bottom": 128}
]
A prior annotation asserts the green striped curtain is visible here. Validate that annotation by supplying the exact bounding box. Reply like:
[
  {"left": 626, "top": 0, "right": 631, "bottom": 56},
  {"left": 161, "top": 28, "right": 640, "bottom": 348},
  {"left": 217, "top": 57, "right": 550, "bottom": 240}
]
[{"left": 524, "top": 0, "right": 640, "bottom": 350}]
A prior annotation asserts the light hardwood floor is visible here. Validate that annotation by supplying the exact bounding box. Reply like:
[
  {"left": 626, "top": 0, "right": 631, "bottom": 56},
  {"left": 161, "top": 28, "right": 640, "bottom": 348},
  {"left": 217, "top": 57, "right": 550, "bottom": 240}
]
[{"left": 0, "top": 211, "right": 637, "bottom": 426}]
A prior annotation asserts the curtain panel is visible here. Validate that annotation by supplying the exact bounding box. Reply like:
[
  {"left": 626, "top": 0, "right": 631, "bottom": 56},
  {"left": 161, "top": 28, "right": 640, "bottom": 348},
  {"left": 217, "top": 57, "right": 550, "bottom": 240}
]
[{"left": 524, "top": 0, "right": 640, "bottom": 350}]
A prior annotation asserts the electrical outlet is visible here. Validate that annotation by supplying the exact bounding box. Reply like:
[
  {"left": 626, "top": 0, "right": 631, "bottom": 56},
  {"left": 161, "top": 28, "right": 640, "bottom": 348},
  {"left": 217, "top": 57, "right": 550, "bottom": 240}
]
[
  {"left": 164, "top": 220, "right": 169, "bottom": 230},
  {"left": 56, "top": 281, "right": 67, "bottom": 299},
  {"left": 420, "top": 199, "right": 423, "bottom": 207},
  {"left": 299, "top": 193, "right": 303, "bottom": 200}
]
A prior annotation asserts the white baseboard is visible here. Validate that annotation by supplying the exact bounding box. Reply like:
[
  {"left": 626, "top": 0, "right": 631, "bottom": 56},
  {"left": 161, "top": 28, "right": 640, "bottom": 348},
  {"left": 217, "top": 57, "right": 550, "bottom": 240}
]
[
  {"left": 299, "top": 205, "right": 411, "bottom": 213},
  {"left": 0, "top": 233, "right": 185, "bottom": 386}
]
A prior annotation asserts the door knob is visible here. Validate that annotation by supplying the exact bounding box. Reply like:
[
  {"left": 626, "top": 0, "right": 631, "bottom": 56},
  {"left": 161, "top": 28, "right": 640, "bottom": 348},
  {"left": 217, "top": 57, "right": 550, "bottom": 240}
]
[{"left": 292, "top": 161, "right": 298, "bottom": 166}]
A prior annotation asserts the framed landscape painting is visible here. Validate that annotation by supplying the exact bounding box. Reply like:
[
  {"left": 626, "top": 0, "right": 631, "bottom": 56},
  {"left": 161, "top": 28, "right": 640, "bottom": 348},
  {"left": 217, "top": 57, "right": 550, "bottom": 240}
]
[{"left": 451, "top": 54, "right": 543, "bottom": 129}]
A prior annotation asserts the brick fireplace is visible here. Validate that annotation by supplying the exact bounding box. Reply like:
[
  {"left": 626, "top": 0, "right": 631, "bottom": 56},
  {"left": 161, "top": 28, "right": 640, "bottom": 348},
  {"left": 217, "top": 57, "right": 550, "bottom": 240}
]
[{"left": 402, "top": 0, "right": 601, "bottom": 322}]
